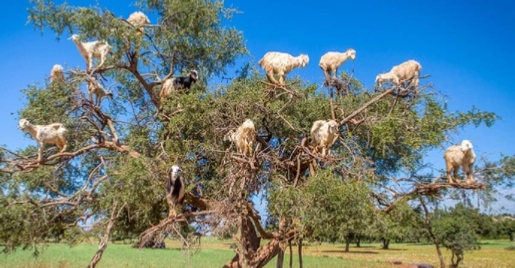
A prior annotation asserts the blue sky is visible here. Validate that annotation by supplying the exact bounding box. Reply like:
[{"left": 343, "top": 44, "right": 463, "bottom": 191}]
[{"left": 1, "top": 1, "right": 514, "bottom": 212}]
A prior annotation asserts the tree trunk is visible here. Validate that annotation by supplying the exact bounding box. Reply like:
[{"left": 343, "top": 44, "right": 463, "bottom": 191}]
[
  {"left": 298, "top": 238, "right": 303, "bottom": 268},
  {"left": 224, "top": 215, "right": 261, "bottom": 268},
  {"left": 449, "top": 251, "right": 462, "bottom": 268},
  {"left": 288, "top": 240, "right": 293, "bottom": 268},
  {"left": 223, "top": 215, "right": 290, "bottom": 268},
  {"left": 276, "top": 249, "right": 284, "bottom": 268},
  {"left": 509, "top": 232, "right": 513, "bottom": 242},
  {"left": 419, "top": 196, "right": 445, "bottom": 268},
  {"left": 382, "top": 239, "right": 390, "bottom": 250},
  {"left": 344, "top": 236, "right": 350, "bottom": 252},
  {"left": 356, "top": 237, "right": 361, "bottom": 248}
]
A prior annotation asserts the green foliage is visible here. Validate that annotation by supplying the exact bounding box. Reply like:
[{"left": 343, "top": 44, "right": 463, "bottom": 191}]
[
  {"left": 268, "top": 171, "right": 378, "bottom": 245},
  {"left": 305, "top": 171, "right": 375, "bottom": 243},
  {"left": 28, "top": 0, "right": 247, "bottom": 77},
  {"left": 493, "top": 216, "right": 515, "bottom": 241},
  {"left": 433, "top": 203, "right": 481, "bottom": 266},
  {"left": 374, "top": 200, "right": 419, "bottom": 249}
]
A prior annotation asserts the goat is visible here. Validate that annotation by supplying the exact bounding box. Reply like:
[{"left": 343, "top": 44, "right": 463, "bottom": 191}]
[
  {"left": 87, "top": 76, "right": 113, "bottom": 106},
  {"left": 165, "top": 165, "right": 185, "bottom": 217},
  {"left": 69, "top": 34, "right": 113, "bottom": 72},
  {"left": 443, "top": 140, "right": 476, "bottom": 184},
  {"left": 126, "top": 11, "right": 150, "bottom": 35},
  {"left": 375, "top": 60, "right": 422, "bottom": 90},
  {"left": 319, "top": 49, "right": 356, "bottom": 80},
  {"left": 310, "top": 119, "right": 339, "bottom": 157},
  {"left": 50, "top": 64, "right": 65, "bottom": 83},
  {"left": 258, "top": 52, "right": 309, "bottom": 85},
  {"left": 171, "top": 70, "right": 199, "bottom": 90},
  {"left": 18, "top": 118, "right": 68, "bottom": 161},
  {"left": 159, "top": 70, "right": 199, "bottom": 106},
  {"left": 224, "top": 119, "right": 256, "bottom": 156}
]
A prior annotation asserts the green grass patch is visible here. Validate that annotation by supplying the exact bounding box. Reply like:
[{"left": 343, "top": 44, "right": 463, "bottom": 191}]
[{"left": 1, "top": 239, "right": 514, "bottom": 268}]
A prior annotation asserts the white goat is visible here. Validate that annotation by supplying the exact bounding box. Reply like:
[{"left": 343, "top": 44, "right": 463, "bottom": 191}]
[
  {"left": 310, "top": 119, "right": 339, "bottom": 157},
  {"left": 165, "top": 165, "right": 185, "bottom": 217},
  {"left": 87, "top": 76, "right": 113, "bottom": 106},
  {"left": 18, "top": 118, "right": 68, "bottom": 161},
  {"left": 126, "top": 11, "right": 150, "bottom": 35},
  {"left": 443, "top": 140, "right": 476, "bottom": 184},
  {"left": 319, "top": 49, "right": 356, "bottom": 79},
  {"left": 159, "top": 78, "right": 175, "bottom": 107},
  {"left": 50, "top": 64, "right": 65, "bottom": 83},
  {"left": 224, "top": 119, "right": 256, "bottom": 156},
  {"left": 258, "top": 52, "right": 309, "bottom": 85},
  {"left": 69, "top": 34, "right": 113, "bottom": 72},
  {"left": 375, "top": 60, "right": 422, "bottom": 90}
]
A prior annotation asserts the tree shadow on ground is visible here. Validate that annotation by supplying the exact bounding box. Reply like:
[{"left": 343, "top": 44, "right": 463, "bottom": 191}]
[
  {"left": 320, "top": 250, "right": 378, "bottom": 254},
  {"left": 348, "top": 245, "right": 376, "bottom": 248}
]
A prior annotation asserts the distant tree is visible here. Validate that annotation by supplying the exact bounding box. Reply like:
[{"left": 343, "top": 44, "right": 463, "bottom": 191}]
[
  {"left": 433, "top": 204, "right": 481, "bottom": 268},
  {"left": 306, "top": 171, "right": 375, "bottom": 252},
  {"left": 494, "top": 214, "right": 515, "bottom": 241},
  {"left": 404, "top": 207, "right": 430, "bottom": 243},
  {"left": 374, "top": 200, "right": 418, "bottom": 249}
]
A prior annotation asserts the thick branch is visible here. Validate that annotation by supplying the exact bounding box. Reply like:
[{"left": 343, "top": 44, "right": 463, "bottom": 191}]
[
  {"left": 119, "top": 64, "right": 159, "bottom": 108},
  {"left": 88, "top": 202, "right": 125, "bottom": 268},
  {"left": 14, "top": 141, "right": 140, "bottom": 172},
  {"left": 377, "top": 180, "right": 486, "bottom": 213},
  {"left": 247, "top": 203, "right": 274, "bottom": 239},
  {"left": 339, "top": 86, "right": 396, "bottom": 126},
  {"left": 137, "top": 210, "right": 217, "bottom": 248}
]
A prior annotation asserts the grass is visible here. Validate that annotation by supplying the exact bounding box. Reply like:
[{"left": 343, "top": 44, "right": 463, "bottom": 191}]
[{"left": 1, "top": 238, "right": 514, "bottom": 268}]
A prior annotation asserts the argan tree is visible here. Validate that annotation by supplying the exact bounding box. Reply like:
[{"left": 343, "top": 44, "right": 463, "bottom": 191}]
[
  {"left": 374, "top": 200, "right": 418, "bottom": 250},
  {"left": 433, "top": 204, "right": 482, "bottom": 268},
  {"left": 0, "top": 1, "right": 514, "bottom": 268}
]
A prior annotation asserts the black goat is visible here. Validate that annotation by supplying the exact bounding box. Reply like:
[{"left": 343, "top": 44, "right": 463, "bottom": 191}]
[
  {"left": 159, "top": 70, "right": 199, "bottom": 108},
  {"left": 172, "top": 70, "right": 198, "bottom": 90}
]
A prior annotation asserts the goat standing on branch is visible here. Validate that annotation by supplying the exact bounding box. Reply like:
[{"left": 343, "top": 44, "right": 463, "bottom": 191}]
[
  {"left": 50, "top": 64, "right": 65, "bottom": 83},
  {"left": 87, "top": 76, "right": 113, "bottom": 106},
  {"left": 310, "top": 119, "right": 339, "bottom": 157},
  {"left": 224, "top": 119, "right": 256, "bottom": 157},
  {"left": 69, "top": 34, "right": 113, "bottom": 72},
  {"left": 375, "top": 59, "right": 422, "bottom": 91},
  {"left": 258, "top": 52, "right": 309, "bottom": 85},
  {"left": 18, "top": 119, "right": 68, "bottom": 161},
  {"left": 165, "top": 165, "right": 185, "bottom": 217},
  {"left": 319, "top": 49, "right": 356, "bottom": 80},
  {"left": 126, "top": 11, "right": 150, "bottom": 35},
  {"left": 444, "top": 140, "right": 476, "bottom": 184},
  {"left": 159, "top": 70, "right": 199, "bottom": 105}
]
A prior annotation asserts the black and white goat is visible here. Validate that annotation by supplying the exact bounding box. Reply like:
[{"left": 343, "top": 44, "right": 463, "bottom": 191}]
[
  {"left": 172, "top": 70, "right": 199, "bottom": 90},
  {"left": 159, "top": 70, "right": 199, "bottom": 106},
  {"left": 165, "top": 165, "right": 185, "bottom": 217}
]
